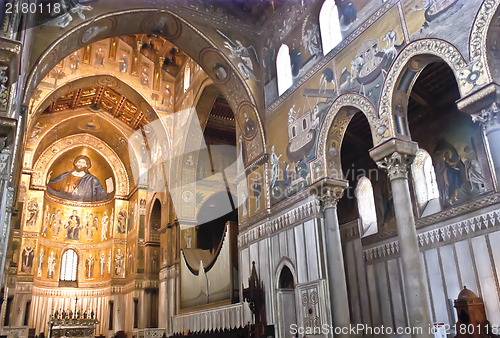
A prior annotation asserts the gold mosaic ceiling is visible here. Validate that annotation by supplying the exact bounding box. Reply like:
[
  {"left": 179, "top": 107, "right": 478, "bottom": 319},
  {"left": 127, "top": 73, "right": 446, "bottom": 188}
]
[{"left": 42, "top": 86, "right": 150, "bottom": 130}]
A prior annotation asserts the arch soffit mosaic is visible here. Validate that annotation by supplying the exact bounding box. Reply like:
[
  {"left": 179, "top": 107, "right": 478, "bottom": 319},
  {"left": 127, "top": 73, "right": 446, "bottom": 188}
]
[
  {"left": 378, "top": 39, "right": 470, "bottom": 137},
  {"left": 314, "top": 94, "right": 377, "bottom": 181},
  {"left": 28, "top": 75, "right": 168, "bottom": 174},
  {"left": 32, "top": 134, "right": 130, "bottom": 197},
  {"left": 27, "top": 112, "right": 140, "bottom": 179},
  {"left": 30, "top": 74, "right": 161, "bottom": 129},
  {"left": 24, "top": 9, "right": 267, "bottom": 162}
]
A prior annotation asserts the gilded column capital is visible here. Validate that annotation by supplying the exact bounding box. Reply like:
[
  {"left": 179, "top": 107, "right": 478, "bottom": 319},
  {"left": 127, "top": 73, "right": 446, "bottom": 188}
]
[
  {"left": 471, "top": 101, "right": 500, "bottom": 134},
  {"left": 376, "top": 151, "right": 414, "bottom": 181}
]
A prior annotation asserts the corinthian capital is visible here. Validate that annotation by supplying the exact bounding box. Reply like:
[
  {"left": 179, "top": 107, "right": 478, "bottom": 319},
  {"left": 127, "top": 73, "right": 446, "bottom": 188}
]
[
  {"left": 376, "top": 152, "right": 414, "bottom": 181},
  {"left": 311, "top": 178, "right": 348, "bottom": 209},
  {"left": 471, "top": 102, "right": 500, "bottom": 133},
  {"left": 320, "top": 187, "right": 344, "bottom": 208}
]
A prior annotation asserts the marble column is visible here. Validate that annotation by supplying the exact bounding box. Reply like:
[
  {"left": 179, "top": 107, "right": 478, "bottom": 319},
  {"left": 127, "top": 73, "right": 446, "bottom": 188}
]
[
  {"left": 471, "top": 102, "right": 500, "bottom": 189},
  {"left": 457, "top": 84, "right": 500, "bottom": 190},
  {"left": 370, "top": 139, "right": 432, "bottom": 338},
  {"left": 317, "top": 179, "right": 351, "bottom": 333}
]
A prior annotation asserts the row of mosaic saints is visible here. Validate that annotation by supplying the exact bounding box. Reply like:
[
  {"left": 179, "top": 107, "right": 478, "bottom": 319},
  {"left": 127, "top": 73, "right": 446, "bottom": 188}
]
[{"left": 20, "top": 154, "right": 134, "bottom": 280}]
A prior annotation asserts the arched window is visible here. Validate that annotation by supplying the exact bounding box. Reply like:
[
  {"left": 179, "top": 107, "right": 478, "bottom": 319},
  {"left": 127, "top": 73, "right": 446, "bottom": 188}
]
[
  {"left": 412, "top": 149, "right": 440, "bottom": 215},
  {"left": 60, "top": 249, "right": 78, "bottom": 282},
  {"left": 277, "top": 44, "right": 293, "bottom": 96},
  {"left": 355, "top": 177, "right": 377, "bottom": 238},
  {"left": 319, "top": 0, "right": 343, "bottom": 55},
  {"left": 183, "top": 63, "right": 191, "bottom": 93}
]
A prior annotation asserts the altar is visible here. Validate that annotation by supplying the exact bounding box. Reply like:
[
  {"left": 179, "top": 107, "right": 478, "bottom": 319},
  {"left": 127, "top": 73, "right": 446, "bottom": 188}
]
[{"left": 48, "top": 310, "right": 99, "bottom": 338}]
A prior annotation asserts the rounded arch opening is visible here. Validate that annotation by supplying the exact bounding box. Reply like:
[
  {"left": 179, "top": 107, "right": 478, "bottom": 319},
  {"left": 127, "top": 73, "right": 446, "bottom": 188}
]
[
  {"left": 406, "top": 61, "right": 493, "bottom": 211},
  {"left": 196, "top": 191, "right": 237, "bottom": 252}
]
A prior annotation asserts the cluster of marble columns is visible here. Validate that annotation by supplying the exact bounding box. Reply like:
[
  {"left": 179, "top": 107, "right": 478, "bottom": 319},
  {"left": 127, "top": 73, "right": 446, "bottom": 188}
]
[
  {"left": 318, "top": 85, "right": 500, "bottom": 337},
  {"left": 317, "top": 138, "right": 433, "bottom": 338}
]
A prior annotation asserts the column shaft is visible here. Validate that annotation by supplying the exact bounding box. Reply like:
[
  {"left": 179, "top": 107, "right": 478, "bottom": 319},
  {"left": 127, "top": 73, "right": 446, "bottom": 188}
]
[
  {"left": 390, "top": 175, "right": 432, "bottom": 337},
  {"left": 324, "top": 205, "right": 350, "bottom": 331}
]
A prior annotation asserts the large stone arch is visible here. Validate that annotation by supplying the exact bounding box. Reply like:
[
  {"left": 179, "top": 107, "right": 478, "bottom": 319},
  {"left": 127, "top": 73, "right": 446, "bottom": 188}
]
[
  {"left": 377, "top": 39, "right": 467, "bottom": 141},
  {"left": 313, "top": 94, "right": 378, "bottom": 182},
  {"left": 23, "top": 9, "right": 266, "bottom": 163}
]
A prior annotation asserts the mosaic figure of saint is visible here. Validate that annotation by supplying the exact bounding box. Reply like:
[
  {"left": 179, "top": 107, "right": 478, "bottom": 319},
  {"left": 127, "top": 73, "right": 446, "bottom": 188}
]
[
  {"left": 94, "top": 48, "right": 105, "bottom": 68},
  {"left": 99, "top": 252, "right": 106, "bottom": 278},
  {"left": 119, "top": 54, "right": 128, "bottom": 73},
  {"left": 101, "top": 211, "right": 109, "bottom": 241},
  {"left": 116, "top": 208, "right": 126, "bottom": 234},
  {"left": 21, "top": 245, "right": 34, "bottom": 273},
  {"left": 47, "top": 155, "right": 109, "bottom": 202},
  {"left": 47, "top": 251, "right": 56, "bottom": 279},
  {"left": 86, "top": 253, "right": 94, "bottom": 278},
  {"left": 114, "top": 249, "right": 124, "bottom": 276}
]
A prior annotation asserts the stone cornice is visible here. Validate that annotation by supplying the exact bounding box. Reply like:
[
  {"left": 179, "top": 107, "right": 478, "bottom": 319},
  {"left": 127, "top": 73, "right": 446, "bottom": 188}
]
[
  {"left": 457, "top": 83, "right": 500, "bottom": 114},
  {"left": 364, "top": 206, "right": 500, "bottom": 263},
  {"left": 362, "top": 192, "right": 500, "bottom": 246},
  {"left": 238, "top": 197, "right": 322, "bottom": 248}
]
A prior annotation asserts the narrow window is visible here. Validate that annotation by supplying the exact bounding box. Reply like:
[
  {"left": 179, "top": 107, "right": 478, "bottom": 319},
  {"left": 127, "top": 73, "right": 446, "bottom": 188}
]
[
  {"left": 60, "top": 249, "right": 78, "bottom": 282},
  {"left": 4, "top": 297, "right": 13, "bottom": 326},
  {"left": 277, "top": 44, "right": 293, "bottom": 96},
  {"left": 183, "top": 63, "right": 191, "bottom": 93},
  {"left": 411, "top": 149, "right": 440, "bottom": 213},
  {"left": 355, "top": 177, "right": 378, "bottom": 237},
  {"left": 133, "top": 298, "right": 139, "bottom": 328},
  {"left": 24, "top": 301, "right": 31, "bottom": 326},
  {"left": 319, "top": 0, "right": 343, "bottom": 55},
  {"left": 108, "top": 301, "right": 114, "bottom": 330}
]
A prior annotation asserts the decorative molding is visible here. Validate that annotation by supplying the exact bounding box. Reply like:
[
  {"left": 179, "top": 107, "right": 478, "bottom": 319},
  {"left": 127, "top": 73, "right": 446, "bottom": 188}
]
[
  {"left": 340, "top": 219, "right": 361, "bottom": 243},
  {"left": 378, "top": 39, "right": 467, "bottom": 137},
  {"left": 469, "top": 0, "right": 499, "bottom": 84},
  {"left": 37, "top": 237, "right": 113, "bottom": 250},
  {"left": 362, "top": 192, "right": 500, "bottom": 245},
  {"left": 32, "top": 285, "right": 110, "bottom": 297},
  {"left": 315, "top": 94, "right": 379, "bottom": 182},
  {"left": 172, "top": 302, "right": 246, "bottom": 334},
  {"left": 364, "top": 207, "right": 500, "bottom": 263},
  {"left": 238, "top": 198, "right": 321, "bottom": 248}
]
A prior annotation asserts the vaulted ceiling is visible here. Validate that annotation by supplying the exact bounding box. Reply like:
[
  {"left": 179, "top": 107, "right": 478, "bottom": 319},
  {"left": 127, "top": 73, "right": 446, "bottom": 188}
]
[{"left": 41, "top": 86, "right": 150, "bottom": 130}]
